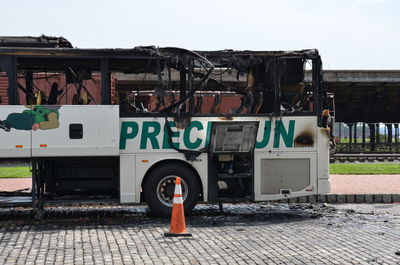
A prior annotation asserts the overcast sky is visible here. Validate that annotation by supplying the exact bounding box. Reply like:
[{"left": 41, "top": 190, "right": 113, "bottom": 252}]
[{"left": 1, "top": 0, "right": 399, "bottom": 69}]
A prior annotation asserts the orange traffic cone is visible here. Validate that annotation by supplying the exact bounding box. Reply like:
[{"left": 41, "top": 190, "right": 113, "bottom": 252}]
[{"left": 164, "top": 177, "right": 192, "bottom": 237}]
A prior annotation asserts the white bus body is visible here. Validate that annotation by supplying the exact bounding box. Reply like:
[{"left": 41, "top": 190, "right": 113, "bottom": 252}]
[{"left": 1, "top": 105, "right": 330, "bottom": 215}]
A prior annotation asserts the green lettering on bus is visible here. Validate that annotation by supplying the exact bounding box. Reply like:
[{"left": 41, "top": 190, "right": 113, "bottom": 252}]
[
  {"left": 204, "top": 121, "right": 212, "bottom": 148},
  {"left": 120, "top": 119, "right": 296, "bottom": 150},
  {"left": 162, "top": 121, "right": 180, "bottom": 149},
  {"left": 120, "top": 121, "right": 139, "bottom": 149},
  {"left": 255, "top": 120, "right": 272, "bottom": 148},
  {"left": 273, "top": 120, "right": 295, "bottom": 148},
  {"left": 183, "top": 121, "right": 204, "bottom": 149},
  {"left": 140, "top": 121, "right": 161, "bottom": 149}
]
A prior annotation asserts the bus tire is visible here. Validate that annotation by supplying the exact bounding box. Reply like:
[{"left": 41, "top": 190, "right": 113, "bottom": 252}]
[{"left": 143, "top": 163, "right": 200, "bottom": 217}]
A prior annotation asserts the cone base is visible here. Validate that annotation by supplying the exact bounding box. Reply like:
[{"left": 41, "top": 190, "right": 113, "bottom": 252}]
[{"left": 164, "top": 232, "right": 192, "bottom": 237}]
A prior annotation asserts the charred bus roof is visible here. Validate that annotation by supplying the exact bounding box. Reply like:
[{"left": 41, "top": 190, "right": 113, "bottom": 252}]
[
  {"left": 0, "top": 45, "right": 320, "bottom": 78},
  {"left": 0, "top": 35, "right": 72, "bottom": 48}
]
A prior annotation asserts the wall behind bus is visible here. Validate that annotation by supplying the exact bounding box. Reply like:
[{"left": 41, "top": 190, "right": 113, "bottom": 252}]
[
  {"left": 0, "top": 73, "right": 8, "bottom": 105},
  {"left": 0, "top": 73, "right": 104, "bottom": 105}
]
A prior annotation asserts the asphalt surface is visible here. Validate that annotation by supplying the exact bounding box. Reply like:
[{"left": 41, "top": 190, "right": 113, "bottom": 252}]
[{"left": 1, "top": 203, "right": 400, "bottom": 264}]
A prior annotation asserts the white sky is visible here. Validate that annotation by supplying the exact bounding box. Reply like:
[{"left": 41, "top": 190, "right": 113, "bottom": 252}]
[{"left": 1, "top": 0, "right": 399, "bottom": 69}]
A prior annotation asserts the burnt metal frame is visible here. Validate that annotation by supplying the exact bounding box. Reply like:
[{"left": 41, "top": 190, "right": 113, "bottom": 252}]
[
  {"left": 0, "top": 56, "right": 18, "bottom": 104},
  {"left": 0, "top": 47, "right": 324, "bottom": 118}
]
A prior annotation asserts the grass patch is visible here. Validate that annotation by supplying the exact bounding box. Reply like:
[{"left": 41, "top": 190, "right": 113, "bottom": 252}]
[
  {"left": 0, "top": 167, "right": 31, "bottom": 178},
  {"left": 330, "top": 163, "right": 400, "bottom": 175}
]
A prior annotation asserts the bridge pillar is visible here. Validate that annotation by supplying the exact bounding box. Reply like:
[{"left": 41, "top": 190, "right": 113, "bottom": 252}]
[
  {"left": 354, "top": 123, "right": 358, "bottom": 143},
  {"left": 369, "top": 123, "right": 376, "bottom": 151},
  {"left": 376, "top": 124, "right": 380, "bottom": 144},
  {"left": 362, "top": 123, "right": 366, "bottom": 146},
  {"left": 394, "top": 124, "right": 399, "bottom": 143},
  {"left": 347, "top": 123, "right": 353, "bottom": 143},
  {"left": 386, "top": 124, "right": 393, "bottom": 144}
]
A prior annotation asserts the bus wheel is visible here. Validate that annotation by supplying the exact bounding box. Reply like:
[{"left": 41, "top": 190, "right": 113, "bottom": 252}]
[{"left": 143, "top": 163, "right": 200, "bottom": 217}]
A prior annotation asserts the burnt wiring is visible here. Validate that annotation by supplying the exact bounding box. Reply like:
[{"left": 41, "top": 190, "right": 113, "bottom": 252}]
[
  {"left": 159, "top": 59, "right": 214, "bottom": 113},
  {"left": 192, "top": 72, "right": 247, "bottom": 95},
  {"left": 68, "top": 67, "right": 97, "bottom": 105},
  {"left": 154, "top": 51, "right": 166, "bottom": 111},
  {"left": 209, "top": 67, "right": 232, "bottom": 76},
  {"left": 17, "top": 83, "right": 36, "bottom": 102},
  {"left": 57, "top": 83, "right": 73, "bottom": 104}
]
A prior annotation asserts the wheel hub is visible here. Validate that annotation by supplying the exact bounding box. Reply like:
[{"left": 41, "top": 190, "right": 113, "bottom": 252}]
[{"left": 156, "top": 176, "right": 188, "bottom": 207}]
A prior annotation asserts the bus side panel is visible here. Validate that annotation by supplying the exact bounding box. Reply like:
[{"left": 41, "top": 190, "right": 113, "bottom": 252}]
[
  {"left": 317, "top": 127, "right": 331, "bottom": 194},
  {"left": 254, "top": 116, "right": 319, "bottom": 201},
  {"left": 0, "top": 106, "right": 32, "bottom": 158},
  {"left": 254, "top": 152, "right": 317, "bottom": 201},
  {"left": 120, "top": 154, "right": 136, "bottom": 203},
  {"left": 31, "top": 105, "right": 119, "bottom": 157}
]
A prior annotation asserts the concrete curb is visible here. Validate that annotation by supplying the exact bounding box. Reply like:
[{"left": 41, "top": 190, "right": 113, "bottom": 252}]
[{"left": 278, "top": 194, "right": 400, "bottom": 204}]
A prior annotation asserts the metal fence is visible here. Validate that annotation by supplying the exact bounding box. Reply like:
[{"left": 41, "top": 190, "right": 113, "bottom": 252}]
[{"left": 334, "top": 122, "right": 400, "bottom": 153}]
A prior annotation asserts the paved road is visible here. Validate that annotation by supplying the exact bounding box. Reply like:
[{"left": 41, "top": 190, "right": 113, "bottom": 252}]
[{"left": 1, "top": 203, "right": 400, "bottom": 264}]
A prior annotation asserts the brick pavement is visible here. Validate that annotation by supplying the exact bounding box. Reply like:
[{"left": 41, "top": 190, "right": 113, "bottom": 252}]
[
  {"left": 0, "top": 203, "right": 400, "bottom": 264},
  {"left": 0, "top": 178, "right": 31, "bottom": 192},
  {"left": 2, "top": 175, "right": 400, "bottom": 194},
  {"left": 330, "top": 174, "right": 400, "bottom": 194}
]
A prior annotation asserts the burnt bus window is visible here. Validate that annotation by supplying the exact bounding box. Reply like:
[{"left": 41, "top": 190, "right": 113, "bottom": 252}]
[
  {"left": 15, "top": 71, "right": 102, "bottom": 106},
  {"left": 2, "top": 56, "right": 103, "bottom": 106},
  {"left": 1, "top": 46, "right": 321, "bottom": 117},
  {"left": 280, "top": 58, "right": 315, "bottom": 115}
]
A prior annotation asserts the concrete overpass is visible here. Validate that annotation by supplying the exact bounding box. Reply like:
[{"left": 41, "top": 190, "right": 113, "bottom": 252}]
[{"left": 306, "top": 70, "right": 400, "bottom": 123}]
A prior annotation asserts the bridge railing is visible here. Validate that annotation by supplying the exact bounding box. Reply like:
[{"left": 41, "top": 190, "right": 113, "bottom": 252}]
[
  {"left": 333, "top": 122, "right": 400, "bottom": 153},
  {"left": 336, "top": 143, "right": 400, "bottom": 154}
]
